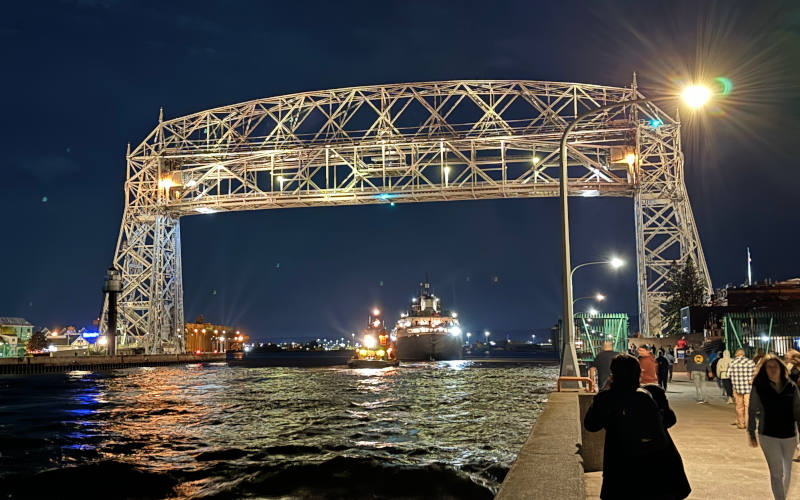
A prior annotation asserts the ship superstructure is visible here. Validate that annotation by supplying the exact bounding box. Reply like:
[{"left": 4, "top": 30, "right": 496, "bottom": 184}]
[{"left": 395, "top": 276, "right": 463, "bottom": 361}]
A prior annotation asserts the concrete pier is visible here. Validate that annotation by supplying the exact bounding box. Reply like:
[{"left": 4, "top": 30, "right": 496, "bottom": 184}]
[
  {"left": 499, "top": 372, "right": 800, "bottom": 499},
  {"left": 496, "top": 392, "right": 585, "bottom": 499},
  {"left": 585, "top": 373, "right": 800, "bottom": 499},
  {"left": 0, "top": 353, "right": 225, "bottom": 375}
]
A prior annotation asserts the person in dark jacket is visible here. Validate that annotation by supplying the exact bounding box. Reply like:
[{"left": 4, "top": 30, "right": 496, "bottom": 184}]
[
  {"left": 656, "top": 350, "right": 670, "bottom": 391},
  {"left": 748, "top": 354, "right": 800, "bottom": 500},
  {"left": 584, "top": 354, "right": 691, "bottom": 500}
]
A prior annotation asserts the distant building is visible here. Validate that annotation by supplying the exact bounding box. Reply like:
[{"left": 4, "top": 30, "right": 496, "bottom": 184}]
[
  {"left": 0, "top": 317, "right": 34, "bottom": 342},
  {"left": 682, "top": 278, "right": 800, "bottom": 355},
  {"left": 184, "top": 315, "right": 248, "bottom": 353}
]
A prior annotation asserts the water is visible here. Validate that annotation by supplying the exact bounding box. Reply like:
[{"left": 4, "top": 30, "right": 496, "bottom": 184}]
[{"left": 0, "top": 362, "right": 556, "bottom": 499}]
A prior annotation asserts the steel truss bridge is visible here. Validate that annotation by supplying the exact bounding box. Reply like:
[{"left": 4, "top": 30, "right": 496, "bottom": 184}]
[{"left": 103, "top": 79, "right": 711, "bottom": 353}]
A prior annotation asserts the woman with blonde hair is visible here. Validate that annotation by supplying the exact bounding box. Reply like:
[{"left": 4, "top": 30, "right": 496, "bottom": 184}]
[{"left": 748, "top": 354, "right": 800, "bottom": 500}]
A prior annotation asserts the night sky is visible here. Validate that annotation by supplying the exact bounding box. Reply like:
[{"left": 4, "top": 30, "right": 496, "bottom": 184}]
[{"left": 2, "top": 1, "right": 798, "bottom": 340}]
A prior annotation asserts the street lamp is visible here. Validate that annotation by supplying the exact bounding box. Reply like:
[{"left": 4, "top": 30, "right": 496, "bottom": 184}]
[
  {"left": 570, "top": 258, "right": 624, "bottom": 281},
  {"left": 573, "top": 293, "right": 606, "bottom": 306},
  {"left": 559, "top": 83, "right": 712, "bottom": 379}
]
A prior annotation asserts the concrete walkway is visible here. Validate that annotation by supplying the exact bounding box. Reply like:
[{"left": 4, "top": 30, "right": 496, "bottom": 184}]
[{"left": 585, "top": 373, "right": 800, "bottom": 499}]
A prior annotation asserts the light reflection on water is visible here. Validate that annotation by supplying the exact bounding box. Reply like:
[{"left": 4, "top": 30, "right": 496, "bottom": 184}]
[{"left": 0, "top": 362, "right": 556, "bottom": 499}]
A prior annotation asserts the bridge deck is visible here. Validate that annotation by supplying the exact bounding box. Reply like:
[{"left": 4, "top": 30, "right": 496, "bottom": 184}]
[{"left": 585, "top": 373, "right": 800, "bottom": 499}]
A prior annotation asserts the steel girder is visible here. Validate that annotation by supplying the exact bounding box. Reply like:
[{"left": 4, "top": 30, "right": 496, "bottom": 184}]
[{"left": 102, "top": 80, "right": 711, "bottom": 352}]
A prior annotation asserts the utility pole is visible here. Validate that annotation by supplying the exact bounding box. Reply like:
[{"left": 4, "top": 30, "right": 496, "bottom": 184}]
[{"left": 103, "top": 268, "right": 122, "bottom": 356}]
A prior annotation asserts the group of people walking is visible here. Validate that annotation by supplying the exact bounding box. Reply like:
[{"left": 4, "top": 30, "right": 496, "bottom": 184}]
[{"left": 585, "top": 343, "right": 800, "bottom": 500}]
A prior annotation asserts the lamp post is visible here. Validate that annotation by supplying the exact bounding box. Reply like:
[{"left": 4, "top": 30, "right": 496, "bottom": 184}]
[{"left": 559, "top": 84, "right": 711, "bottom": 379}]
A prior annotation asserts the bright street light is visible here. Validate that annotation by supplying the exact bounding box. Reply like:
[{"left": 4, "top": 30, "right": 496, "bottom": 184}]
[
  {"left": 609, "top": 257, "right": 624, "bottom": 269},
  {"left": 588, "top": 308, "right": 598, "bottom": 316},
  {"left": 573, "top": 292, "right": 606, "bottom": 306},
  {"left": 681, "top": 85, "right": 712, "bottom": 109}
]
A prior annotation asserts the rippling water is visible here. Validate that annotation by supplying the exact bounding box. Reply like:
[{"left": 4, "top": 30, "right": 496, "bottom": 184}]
[{"left": 0, "top": 361, "right": 556, "bottom": 499}]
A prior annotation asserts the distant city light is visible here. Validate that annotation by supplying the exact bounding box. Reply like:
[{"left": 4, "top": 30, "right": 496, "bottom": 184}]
[
  {"left": 532, "top": 156, "right": 541, "bottom": 165},
  {"left": 650, "top": 118, "right": 663, "bottom": 128}
]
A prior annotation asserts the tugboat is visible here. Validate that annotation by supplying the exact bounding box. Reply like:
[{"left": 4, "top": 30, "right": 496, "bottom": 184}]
[
  {"left": 347, "top": 308, "right": 400, "bottom": 368},
  {"left": 395, "top": 275, "right": 463, "bottom": 361}
]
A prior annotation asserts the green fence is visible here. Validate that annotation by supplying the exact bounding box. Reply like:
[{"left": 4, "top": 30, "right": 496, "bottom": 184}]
[
  {"left": 574, "top": 312, "right": 629, "bottom": 361},
  {"left": 723, "top": 311, "right": 800, "bottom": 356}
]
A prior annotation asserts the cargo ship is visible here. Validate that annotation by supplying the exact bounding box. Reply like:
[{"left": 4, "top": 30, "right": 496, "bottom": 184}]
[
  {"left": 348, "top": 309, "right": 399, "bottom": 368},
  {"left": 395, "top": 276, "right": 463, "bottom": 361}
]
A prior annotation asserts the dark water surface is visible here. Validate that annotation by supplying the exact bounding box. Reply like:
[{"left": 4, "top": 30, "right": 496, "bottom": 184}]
[{"left": 0, "top": 362, "right": 556, "bottom": 499}]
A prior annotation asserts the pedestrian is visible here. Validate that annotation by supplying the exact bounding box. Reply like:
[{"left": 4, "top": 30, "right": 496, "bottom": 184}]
[
  {"left": 785, "top": 350, "right": 800, "bottom": 386},
  {"left": 666, "top": 347, "right": 675, "bottom": 382},
  {"left": 651, "top": 344, "right": 657, "bottom": 356},
  {"left": 787, "top": 350, "right": 800, "bottom": 463},
  {"left": 753, "top": 348, "right": 766, "bottom": 367},
  {"left": 656, "top": 350, "right": 670, "bottom": 391},
  {"left": 710, "top": 350, "right": 722, "bottom": 393},
  {"left": 584, "top": 354, "right": 691, "bottom": 500},
  {"left": 716, "top": 349, "right": 734, "bottom": 404},
  {"left": 748, "top": 354, "right": 800, "bottom": 500},
  {"left": 589, "top": 341, "right": 617, "bottom": 390},
  {"left": 676, "top": 336, "right": 688, "bottom": 350},
  {"left": 638, "top": 346, "right": 658, "bottom": 385},
  {"left": 686, "top": 348, "right": 710, "bottom": 404},
  {"left": 728, "top": 349, "right": 756, "bottom": 429}
]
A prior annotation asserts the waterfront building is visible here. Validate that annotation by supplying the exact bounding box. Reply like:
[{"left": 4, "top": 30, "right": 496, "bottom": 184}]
[
  {"left": 185, "top": 315, "right": 248, "bottom": 353},
  {"left": 681, "top": 278, "right": 800, "bottom": 355},
  {"left": 0, "top": 317, "right": 33, "bottom": 342}
]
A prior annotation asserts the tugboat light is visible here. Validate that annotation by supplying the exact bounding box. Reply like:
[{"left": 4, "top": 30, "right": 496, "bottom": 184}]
[
  {"left": 450, "top": 326, "right": 462, "bottom": 336},
  {"left": 363, "top": 335, "right": 377, "bottom": 348},
  {"left": 376, "top": 349, "right": 385, "bottom": 357},
  {"left": 359, "top": 349, "right": 368, "bottom": 356}
]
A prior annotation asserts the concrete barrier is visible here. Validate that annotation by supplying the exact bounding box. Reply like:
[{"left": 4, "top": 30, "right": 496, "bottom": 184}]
[
  {"left": 496, "top": 392, "right": 585, "bottom": 499},
  {"left": 0, "top": 353, "right": 226, "bottom": 375},
  {"left": 578, "top": 392, "right": 604, "bottom": 472}
]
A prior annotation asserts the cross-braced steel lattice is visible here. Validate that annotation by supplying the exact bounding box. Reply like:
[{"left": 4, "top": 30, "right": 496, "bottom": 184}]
[{"left": 102, "top": 80, "right": 711, "bottom": 353}]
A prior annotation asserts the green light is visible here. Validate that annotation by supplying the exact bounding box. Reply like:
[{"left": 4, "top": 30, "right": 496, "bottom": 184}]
[{"left": 715, "top": 77, "right": 733, "bottom": 96}]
